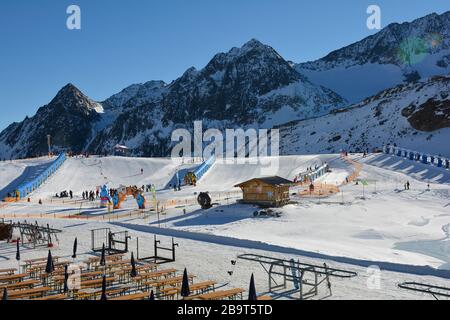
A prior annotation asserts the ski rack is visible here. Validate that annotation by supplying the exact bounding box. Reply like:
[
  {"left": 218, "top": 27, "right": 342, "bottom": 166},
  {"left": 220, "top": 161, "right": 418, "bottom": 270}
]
[
  {"left": 238, "top": 253, "right": 357, "bottom": 300},
  {"left": 398, "top": 282, "right": 450, "bottom": 300}
]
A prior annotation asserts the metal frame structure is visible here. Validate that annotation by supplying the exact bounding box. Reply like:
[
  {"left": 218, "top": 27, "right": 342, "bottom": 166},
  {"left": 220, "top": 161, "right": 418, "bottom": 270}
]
[
  {"left": 398, "top": 282, "right": 450, "bottom": 300},
  {"left": 91, "top": 228, "right": 130, "bottom": 254},
  {"left": 137, "top": 235, "right": 178, "bottom": 264},
  {"left": 238, "top": 253, "right": 357, "bottom": 300},
  {"left": 13, "top": 221, "right": 62, "bottom": 248}
]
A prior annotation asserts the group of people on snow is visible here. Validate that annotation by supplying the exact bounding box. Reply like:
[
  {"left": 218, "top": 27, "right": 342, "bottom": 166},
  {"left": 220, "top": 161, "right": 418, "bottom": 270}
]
[
  {"left": 82, "top": 190, "right": 98, "bottom": 201},
  {"left": 55, "top": 190, "right": 73, "bottom": 199}
]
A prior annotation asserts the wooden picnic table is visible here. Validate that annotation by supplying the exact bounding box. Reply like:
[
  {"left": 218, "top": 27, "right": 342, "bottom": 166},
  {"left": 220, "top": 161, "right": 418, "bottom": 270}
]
[
  {"left": 0, "top": 286, "right": 52, "bottom": 300},
  {"left": 197, "top": 288, "right": 244, "bottom": 300},
  {"left": 86, "top": 253, "right": 125, "bottom": 264},
  {"left": 23, "top": 257, "right": 61, "bottom": 272},
  {"left": 257, "top": 295, "right": 273, "bottom": 300},
  {"left": 0, "top": 279, "right": 40, "bottom": 290},
  {"left": 90, "top": 259, "right": 132, "bottom": 272},
  {"left": 27, "top": 261, "right": 70, "bottom": 277},
  {"left": 24, "top": 256, "right": 60, "bottom": 266},
  {"left": 53, "top": 270, "right": 104, "bottom": 282},
  {"left": 0, "top": 273, "right": 27, "bottom": 284},
  {"left": 116, "top": 263, "right": 157, "bottom": 274},
  {"left": 0, "top": 268, "right": 17, "bottom": 275},
  {"left": 80, "top": 276, "right": 116, "bottom": 289},
  {"left": 160, "top": 280, "right": 216, "bottom": 300},
  {"left": 109, "top": 291, "right": 151, "bottom": 301},
  {"left": 153, "top": 275, "right": 194, "bottom": 288},
  {"left": 74, "top": 287, "right": 129, "bottom": 300}
]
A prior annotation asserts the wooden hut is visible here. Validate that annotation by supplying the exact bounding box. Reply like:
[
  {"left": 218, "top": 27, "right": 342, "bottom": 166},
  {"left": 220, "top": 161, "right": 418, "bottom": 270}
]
[{"left": 234, "top": 176, "right": 292, "bottom": 207}]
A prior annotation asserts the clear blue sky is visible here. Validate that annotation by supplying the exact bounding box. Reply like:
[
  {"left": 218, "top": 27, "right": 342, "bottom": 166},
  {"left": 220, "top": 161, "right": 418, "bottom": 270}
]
[{"left": 0, "top": 0, "right": 448, "bottom": 131}]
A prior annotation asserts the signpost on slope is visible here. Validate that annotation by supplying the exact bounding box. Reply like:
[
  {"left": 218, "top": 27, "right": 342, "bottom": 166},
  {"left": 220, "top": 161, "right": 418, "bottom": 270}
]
[{"left": 361, "top": 179, "right": 369, "bottom": 199}]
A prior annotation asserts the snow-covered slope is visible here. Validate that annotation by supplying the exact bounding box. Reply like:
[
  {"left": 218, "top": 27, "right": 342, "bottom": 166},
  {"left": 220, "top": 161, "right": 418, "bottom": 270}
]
[
  {"left": 279, "top": 75, "right": 450, "bottom": 157},
  {"left": 296, "top": 11, "right": 450, "bottom": 103},
  {"left": 31, "top": 156, "right": 190, "bottom": 199}
]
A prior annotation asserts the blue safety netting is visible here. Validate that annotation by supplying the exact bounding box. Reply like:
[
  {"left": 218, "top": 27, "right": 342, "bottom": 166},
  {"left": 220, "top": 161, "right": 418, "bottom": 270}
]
[{"left": 15, "top": 153, "right": 66, "bottom": 199}]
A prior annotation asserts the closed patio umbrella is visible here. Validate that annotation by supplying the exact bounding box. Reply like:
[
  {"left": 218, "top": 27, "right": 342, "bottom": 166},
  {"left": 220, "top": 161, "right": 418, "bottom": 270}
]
[
  {"left": 180, "top": 268, "right": 190, "bottom": 298},
  {"left": 100, "top": 243, "right": 106, "bottom": 267},
  {"left": 15, "top": 239, "right": 20, "bottom": 261},
  {"left": 100, "top": 275, "right": 107, "bottom": 301},
  {"left": 248, "top": 273, "right": 257, "bottom": 301},
  {"left": 130, "top": 252, "right": 137, "bottom": 278},
  {"left": 149, "top": 290, "right": 155, "bottom": 300},
  {"left": 72, "top": 237, "right": 77, "bottom": 259},
  {"left": 2, "top": 288, "right": 7, "bottom": 301},
  {"left": 45, "top": 250, "right": 54, "bottom": 274}
]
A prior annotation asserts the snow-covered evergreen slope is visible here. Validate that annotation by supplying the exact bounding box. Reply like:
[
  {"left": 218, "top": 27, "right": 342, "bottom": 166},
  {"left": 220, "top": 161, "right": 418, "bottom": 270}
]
[
  {"left": 296, "top": 11, "right": 450, "bottom": 103},
  {"left": 279, "top": 75, "right": 450, "bottom": 157}
]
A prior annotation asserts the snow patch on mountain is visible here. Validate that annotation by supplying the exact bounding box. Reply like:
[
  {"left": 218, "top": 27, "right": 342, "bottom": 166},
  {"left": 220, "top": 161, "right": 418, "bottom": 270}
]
[{"left": 279, "top": 75, "right": 450, "bottom": 157}]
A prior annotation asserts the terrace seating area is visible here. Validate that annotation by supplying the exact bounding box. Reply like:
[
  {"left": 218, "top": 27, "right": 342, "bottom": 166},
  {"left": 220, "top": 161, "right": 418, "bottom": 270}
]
[{"left": 0, "top": 252, "right": 252, "bottom": 300}]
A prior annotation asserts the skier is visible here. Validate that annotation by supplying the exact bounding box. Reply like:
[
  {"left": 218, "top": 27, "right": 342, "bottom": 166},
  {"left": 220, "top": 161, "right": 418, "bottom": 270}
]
[
  {"left": 69, "top": 190, "right": 73, "bottom": 199},
  {"left": 141, "top": 168, "right": 144, "bottom": 175},
  {"left": 406, "top": 181, "right": 410, "bottom": 190}
]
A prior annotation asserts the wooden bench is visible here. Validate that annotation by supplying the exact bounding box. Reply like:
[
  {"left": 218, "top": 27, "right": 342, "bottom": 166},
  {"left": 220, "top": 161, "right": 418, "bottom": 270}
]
[
  {"left": 1, "top": 286, "right": 52, "bottom": 300},
  {"left": 74, "top": 287, "right": 129, "bottom": 300},
  {"left": 0, "top": 279, "right": 40, "bottom": 290},
  {"left": 197, "top": 288, "right": 244, "bottom": 300},
  {"left": 114, "top": 264, "right": 158, "bottom": 282},
  {"left": 85, "top": 253, "right": 125, "bottom": 268},
  {"left": 0, "top": 268, "right": 17, "bottom": 276},
  {"left": 32, "top": 293, "right": 67, "bottom": 300},
  {"left": 0, "top": 273, "right": 27, "bottom": 284},
  {"left": 109, "top": 291, "right": 151, "bottom": 301},
  {"left": 53, "top": 270, "right": 104, "bottom": 282},
  {"left": 154, "top": 275, "right": 195, "bottom": 288},
  {"left": 160, "top": 280, "right": 216, "bottom": 300},
  {"left": 257, "top": 295, "right": 273, "bottom": 300},
  {"left": 80, "top": 276, "right": 116, "bottom": 289},
  {"left": 23, "top": 257, "right": 60, "bottom": 273}
]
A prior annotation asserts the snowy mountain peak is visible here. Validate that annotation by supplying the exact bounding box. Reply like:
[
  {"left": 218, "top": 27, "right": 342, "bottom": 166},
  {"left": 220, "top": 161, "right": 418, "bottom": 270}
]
[
  {"left": 296, "top": 11, "right": 450, "bottom": 103},
  {"left": 51, "top": 83, "right": 102, "bottom": 114}
]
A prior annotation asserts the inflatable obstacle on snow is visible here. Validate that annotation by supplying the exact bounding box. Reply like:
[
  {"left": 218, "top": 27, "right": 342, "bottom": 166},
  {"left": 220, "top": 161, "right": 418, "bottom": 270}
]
[{"left": 110, "top": 185, "right": 146, "bottom": 210}]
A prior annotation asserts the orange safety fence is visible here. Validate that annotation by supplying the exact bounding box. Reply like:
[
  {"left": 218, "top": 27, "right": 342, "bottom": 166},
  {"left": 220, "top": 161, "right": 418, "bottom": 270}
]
[
  {"left": 298, "top": 154, "right": 362, "bottom": 198},
  {"left": 298, "top": 183, "right": 340, "bottom": 198}
]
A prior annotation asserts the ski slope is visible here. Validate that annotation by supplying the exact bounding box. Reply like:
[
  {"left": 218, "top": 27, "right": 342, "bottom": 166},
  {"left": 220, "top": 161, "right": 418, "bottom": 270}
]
[
  {"left": 30, "top": 156, "right": 193, "bottom": 199},
  {"left": 19, "top": 155, "right": 345, "bottom": 200}
]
